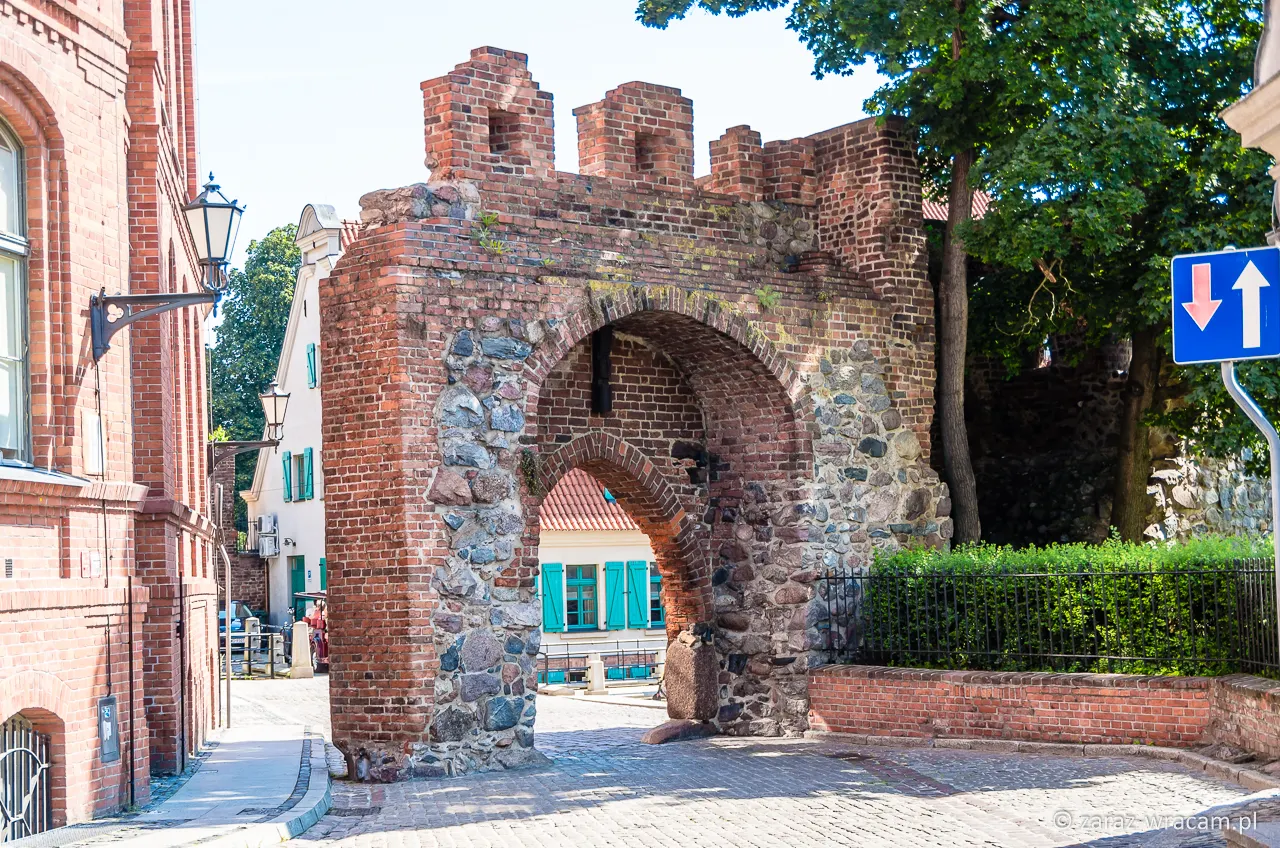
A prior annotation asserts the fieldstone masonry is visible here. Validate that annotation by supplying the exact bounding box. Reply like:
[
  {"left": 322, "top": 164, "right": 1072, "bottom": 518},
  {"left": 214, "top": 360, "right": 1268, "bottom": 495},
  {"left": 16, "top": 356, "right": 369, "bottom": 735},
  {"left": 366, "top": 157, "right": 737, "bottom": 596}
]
[{"left": 320, "top": 46, "right": 948, "bottom": 780}]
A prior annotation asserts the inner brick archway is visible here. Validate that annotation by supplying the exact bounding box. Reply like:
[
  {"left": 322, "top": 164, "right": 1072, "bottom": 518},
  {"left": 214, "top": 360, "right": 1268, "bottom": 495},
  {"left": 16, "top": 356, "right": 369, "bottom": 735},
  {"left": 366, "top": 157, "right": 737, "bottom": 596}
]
[
  {"left": 526, "top": 304, "right": 813, "bottom": 644},
  {"left": 537, "top": 432, "right": 710, "bottom": 636}
]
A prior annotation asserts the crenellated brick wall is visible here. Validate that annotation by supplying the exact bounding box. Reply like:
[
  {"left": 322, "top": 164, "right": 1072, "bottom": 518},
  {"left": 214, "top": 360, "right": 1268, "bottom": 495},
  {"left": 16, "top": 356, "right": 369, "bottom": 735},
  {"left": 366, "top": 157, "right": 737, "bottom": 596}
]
[{"left": 322, "top": 45, "right": 948, "bottom": 781}]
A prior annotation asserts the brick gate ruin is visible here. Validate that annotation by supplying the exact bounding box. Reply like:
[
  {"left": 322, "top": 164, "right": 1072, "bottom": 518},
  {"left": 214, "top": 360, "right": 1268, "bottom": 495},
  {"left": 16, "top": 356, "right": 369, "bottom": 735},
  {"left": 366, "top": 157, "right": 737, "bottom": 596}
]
[{"left": 320, "top": 47, "right": 951, "bottom": 781}]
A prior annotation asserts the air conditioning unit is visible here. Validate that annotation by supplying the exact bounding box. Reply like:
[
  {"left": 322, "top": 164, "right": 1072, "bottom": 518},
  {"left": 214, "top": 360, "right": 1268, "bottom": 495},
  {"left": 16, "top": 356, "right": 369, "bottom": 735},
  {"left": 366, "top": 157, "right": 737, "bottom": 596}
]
[{"left": 257, "top": 514, "right": 280, "bottom": 557}]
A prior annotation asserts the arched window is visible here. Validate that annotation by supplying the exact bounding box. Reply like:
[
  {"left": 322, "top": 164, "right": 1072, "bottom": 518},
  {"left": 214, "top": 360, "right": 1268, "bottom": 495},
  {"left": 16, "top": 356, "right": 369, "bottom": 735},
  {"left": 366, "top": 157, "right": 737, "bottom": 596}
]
[{"left": 0, "top": 121, "right": 26, "bottom": 462}]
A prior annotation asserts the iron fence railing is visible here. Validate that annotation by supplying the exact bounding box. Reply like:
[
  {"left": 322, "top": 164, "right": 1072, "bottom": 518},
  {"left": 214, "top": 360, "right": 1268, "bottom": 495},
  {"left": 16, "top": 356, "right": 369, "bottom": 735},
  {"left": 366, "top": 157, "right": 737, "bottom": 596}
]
[
  {"left": 1, "top": 715, "right": 51, "bottom": 842},
  {"left": 538, "top": 640, "right": 662, "bottom": 685},
  {"left": 820, "top": 558, "right": 1280, "bottom": 677}
]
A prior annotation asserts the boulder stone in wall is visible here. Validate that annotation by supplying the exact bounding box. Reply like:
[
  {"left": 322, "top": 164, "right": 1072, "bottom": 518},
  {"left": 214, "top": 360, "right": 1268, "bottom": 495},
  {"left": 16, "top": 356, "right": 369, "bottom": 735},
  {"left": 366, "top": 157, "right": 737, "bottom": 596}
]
[
  {"left": 866, "top": 489, "right": 898, "bottom": 523},
  {"left": 429, "top": 469, "right": 473, "bottom": 506},
  {"left": 490, "top": 602, "right": 541, "bottom": 628},
  {"left": 359, "top": 182, "right": 433, "bottom": 225},
  {"left": 459, "top": 672, "right": 502, "bottom": 702},
  {"left": 471, "top": 471, "right": 511, "bottom": 504},
  {"left": 894, "top": 430, "right": 922, "bottom": 462},
  {"left": 444, "top": 440, "right": 494, "bottom": 470},
  {"left": 431, "top": 707, "right": 476, "bottom": 743},
  {"left": 440, "top": 385, "right": 484, "bottom": 427},
  {"left": 1172, "top": 484, "right": 1200, "bottom": 510},
  {"left": 483, "top": 696, "right": 523, "bottom": 731},
  {"left": 461, "top": 629, "right": 504, "bottom": 673}
]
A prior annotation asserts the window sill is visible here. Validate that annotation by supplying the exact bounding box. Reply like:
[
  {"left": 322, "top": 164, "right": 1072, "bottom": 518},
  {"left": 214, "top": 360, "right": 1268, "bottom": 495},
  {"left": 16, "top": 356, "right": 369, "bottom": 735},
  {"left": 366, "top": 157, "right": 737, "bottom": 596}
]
[{"left": 0, "top": 463, "right": 89, "bottom": 487}]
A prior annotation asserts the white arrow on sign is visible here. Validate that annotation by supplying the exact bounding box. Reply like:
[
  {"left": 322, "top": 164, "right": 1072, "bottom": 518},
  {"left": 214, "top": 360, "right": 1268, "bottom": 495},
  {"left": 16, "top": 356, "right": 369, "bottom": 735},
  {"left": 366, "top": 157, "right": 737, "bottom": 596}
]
[{"left": 1233, "top": 260, "right": 1271, "bottom": 349}]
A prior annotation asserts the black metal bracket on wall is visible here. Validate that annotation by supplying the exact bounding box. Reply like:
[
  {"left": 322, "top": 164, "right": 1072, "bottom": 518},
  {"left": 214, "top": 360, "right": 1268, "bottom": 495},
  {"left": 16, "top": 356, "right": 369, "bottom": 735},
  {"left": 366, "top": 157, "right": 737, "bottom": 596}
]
[
  {"left": 90, "top": 288, "right": 219, "bottom": 361},
  {"left": 207, "top": 440, "right": 278, "bottom": 473}
]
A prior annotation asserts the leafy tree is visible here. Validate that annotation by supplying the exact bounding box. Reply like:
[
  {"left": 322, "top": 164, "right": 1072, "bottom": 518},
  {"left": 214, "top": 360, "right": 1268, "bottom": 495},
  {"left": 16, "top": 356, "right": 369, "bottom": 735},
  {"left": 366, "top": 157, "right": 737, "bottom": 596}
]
[
  {"left": 209, "top": 224, "right": 301, "bottom": 529},
  {"left": 965, "top": 0, "right": 1272, "bottom": 539},
  {"left": 637, "top": 0, "right": 1142, "bottom": 543}
]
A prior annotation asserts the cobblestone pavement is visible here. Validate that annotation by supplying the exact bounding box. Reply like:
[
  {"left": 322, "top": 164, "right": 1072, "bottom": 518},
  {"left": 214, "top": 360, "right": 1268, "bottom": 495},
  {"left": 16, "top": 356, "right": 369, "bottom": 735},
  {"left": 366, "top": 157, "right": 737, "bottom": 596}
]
[
  {"left": 231, "top": 674, "right": 333, "bottom": 739},
  {"left": 227, "top": 679, "right": 1275, "bottom": 848}
]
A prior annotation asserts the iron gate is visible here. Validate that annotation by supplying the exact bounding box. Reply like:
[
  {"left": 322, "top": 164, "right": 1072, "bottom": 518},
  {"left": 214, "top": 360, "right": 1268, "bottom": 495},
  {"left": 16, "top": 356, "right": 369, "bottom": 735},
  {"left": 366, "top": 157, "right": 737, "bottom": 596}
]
[{"left": 1, "top": 715, "right": 51, "bottom": 842}]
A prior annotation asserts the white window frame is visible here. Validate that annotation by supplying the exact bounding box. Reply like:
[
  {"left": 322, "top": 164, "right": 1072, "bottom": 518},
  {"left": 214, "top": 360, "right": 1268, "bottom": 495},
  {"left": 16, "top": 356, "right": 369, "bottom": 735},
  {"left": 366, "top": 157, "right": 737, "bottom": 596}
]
[{"left": 0, "top": 120, "right": 29, "bottom": 465}]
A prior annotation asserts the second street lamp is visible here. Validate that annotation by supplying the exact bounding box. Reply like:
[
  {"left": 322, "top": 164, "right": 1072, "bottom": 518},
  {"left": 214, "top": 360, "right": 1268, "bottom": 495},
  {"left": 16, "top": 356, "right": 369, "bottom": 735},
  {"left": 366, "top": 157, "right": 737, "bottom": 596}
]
[{"left": 208, "top": 381, "right": 291, "bottom": 472}]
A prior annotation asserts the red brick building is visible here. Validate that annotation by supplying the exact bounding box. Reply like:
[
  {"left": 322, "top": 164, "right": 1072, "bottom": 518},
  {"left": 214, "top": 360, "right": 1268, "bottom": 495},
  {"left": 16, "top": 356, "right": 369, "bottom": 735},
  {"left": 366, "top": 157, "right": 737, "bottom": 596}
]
[
  {"left": 0, "top": 0, "right": 217, "bottom": 830},
  {"left": 322, "top": 47, "right": 949, "bottom": 780}
]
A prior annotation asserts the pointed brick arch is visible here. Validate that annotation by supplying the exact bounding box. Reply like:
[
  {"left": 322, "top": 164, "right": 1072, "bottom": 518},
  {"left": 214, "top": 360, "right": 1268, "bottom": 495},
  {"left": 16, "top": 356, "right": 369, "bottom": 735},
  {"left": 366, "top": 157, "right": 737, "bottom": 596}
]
[
  {"left": 525, "top": 285, "right": 811, "bottom": 428},
  {"left": 535, "top": 432, "right": 710, "bottom": 633}
]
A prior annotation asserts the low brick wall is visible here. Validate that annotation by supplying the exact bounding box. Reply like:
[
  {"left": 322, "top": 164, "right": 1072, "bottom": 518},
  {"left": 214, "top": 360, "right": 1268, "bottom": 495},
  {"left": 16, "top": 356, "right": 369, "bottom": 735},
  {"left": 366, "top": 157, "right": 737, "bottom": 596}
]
[
  {"left": 808, "top": 665, "right": 1213, "bottom": 747},
  {"left": 1206, "top": 674, "right": 1280, "bottom": 759},
  {"left": 810, "top": 666, "right": 1280, "bottom": 757}
]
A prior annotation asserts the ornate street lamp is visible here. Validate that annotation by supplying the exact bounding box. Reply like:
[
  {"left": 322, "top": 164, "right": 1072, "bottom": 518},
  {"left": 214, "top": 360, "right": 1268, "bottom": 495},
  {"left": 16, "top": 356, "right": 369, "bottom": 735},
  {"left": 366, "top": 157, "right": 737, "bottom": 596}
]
[
  {"left": 184, "top": 177, "right": 244, "bottom": 288},
  {"left": 90, "top": 174, "right": 245, "bottom": 360},
  {"left": 208, "top": 380, "right": 291, "bottom": 471},
  {"left": 258, "top": 380, "right": 289, "bottom": 442}
]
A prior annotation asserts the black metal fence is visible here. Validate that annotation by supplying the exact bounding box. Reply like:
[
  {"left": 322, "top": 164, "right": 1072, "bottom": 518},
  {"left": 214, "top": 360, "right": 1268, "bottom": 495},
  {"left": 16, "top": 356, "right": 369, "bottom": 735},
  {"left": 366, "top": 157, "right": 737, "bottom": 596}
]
[{"left": 820, "top": 558, "right": 1280, "bottom": 677}]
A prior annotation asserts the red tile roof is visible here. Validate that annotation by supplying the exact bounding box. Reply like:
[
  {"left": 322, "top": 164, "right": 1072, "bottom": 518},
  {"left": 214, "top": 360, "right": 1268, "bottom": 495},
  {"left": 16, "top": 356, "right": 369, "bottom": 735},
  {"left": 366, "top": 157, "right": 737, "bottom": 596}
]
[
  {"left": 339, "top": 219, "right": 363, "bottom": 251},
  {"left": 540, "top": 468, "right": 640, "bottom": 532},
  {"left": 922, "top": 191, "right": 990, "bottom": 222}
]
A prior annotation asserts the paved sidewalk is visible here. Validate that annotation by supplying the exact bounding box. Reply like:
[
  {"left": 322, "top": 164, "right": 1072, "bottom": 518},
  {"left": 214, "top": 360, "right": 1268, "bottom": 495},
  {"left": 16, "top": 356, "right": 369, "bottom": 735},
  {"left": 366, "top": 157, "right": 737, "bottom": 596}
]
[{"left": 31, "top": 719, "right": 329, "bottom": 848}]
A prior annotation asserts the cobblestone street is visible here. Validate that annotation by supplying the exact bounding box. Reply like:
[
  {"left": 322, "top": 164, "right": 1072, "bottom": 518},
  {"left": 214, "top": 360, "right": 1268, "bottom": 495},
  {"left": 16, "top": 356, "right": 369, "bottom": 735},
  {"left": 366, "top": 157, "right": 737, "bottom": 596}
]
[{"left": 226, "top": 678, "right": 1275, "bottom": 847}]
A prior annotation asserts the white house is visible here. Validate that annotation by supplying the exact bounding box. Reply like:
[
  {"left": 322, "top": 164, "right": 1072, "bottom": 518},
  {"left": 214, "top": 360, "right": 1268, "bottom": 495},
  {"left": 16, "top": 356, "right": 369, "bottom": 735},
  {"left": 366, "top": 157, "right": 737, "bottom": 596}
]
[
  {"left": 242, "top": 203, "right": 353, "bottom": 626},
  {"left": 536, "top": 468, "right": 667, "bottom": 684}
]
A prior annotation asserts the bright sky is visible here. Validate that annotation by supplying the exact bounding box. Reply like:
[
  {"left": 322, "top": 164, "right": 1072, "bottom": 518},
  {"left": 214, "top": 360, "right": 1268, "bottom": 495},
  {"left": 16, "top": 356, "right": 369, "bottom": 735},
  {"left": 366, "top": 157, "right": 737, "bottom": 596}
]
[{"left": 193, "top": 1, "right": 882, "bottom": 267}]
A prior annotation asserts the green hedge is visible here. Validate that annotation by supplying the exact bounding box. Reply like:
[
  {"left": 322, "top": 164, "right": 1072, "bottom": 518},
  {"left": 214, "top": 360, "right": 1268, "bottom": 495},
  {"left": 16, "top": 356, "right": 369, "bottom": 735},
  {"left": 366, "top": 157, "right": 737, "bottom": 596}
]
[{"left": 850, "top": 537, "right": 1277, "bottom": 677}]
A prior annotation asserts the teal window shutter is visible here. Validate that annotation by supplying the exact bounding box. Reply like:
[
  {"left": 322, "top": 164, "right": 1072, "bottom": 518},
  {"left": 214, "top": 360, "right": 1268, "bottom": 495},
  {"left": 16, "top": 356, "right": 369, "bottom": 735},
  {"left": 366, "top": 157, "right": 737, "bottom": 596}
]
[
  {"left": 604, "top": 561, "right": 626, "bottom": 630},
  {"left": 306, "top": 343, "right": 317, "bottom": 388},
  {"left": 319, "top": 557, "right": 327, "bottom": 591},
  {"left": 625, "top": 560, "right": 648, "bottom": 628},
  {"left": 282, "top": 451, "right": 293, "bottom": 502},
  {"left": 303, "top": 447, "right": 315, "bottom": 499},
  {"left": 541, "top": 563, "right": 564, "bottom": 632}
]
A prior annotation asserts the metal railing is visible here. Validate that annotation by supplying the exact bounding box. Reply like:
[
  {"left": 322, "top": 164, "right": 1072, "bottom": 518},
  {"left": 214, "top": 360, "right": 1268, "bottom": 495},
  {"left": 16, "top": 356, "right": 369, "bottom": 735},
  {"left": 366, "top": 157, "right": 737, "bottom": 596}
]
[
  {"left": 538, "top": 639, "right": 663, "bottom": 685},
  {"left": 820, "top": 559, "right": 1280, "bottom": 677}
]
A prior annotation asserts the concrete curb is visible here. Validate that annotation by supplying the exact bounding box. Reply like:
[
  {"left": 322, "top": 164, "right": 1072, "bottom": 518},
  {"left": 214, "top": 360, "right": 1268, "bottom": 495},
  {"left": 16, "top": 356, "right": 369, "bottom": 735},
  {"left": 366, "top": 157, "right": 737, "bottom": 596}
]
[
  {"left": 197, "top": 734, "right": 332, "bottom": 848},
  {"left": 803, "top": 730, "right": 1280, "bottom": 792}
]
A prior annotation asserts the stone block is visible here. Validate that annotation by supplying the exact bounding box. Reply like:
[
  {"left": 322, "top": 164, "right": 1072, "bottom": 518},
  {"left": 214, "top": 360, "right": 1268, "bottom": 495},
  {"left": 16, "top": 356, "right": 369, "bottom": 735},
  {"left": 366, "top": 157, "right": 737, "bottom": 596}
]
[
  {"left": 641, "top": 719, "right": 717, "bottom": 745},
  {"left": 665, "top": 630, "right": 719, "bottom": 722}
]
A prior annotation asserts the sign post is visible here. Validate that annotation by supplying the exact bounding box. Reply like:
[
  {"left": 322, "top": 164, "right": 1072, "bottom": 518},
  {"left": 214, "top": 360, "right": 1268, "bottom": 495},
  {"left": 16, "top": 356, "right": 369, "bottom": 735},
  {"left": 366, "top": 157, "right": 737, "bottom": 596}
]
[{"left": 1171, "top": 245, "right": 1280, "bottom": 656}]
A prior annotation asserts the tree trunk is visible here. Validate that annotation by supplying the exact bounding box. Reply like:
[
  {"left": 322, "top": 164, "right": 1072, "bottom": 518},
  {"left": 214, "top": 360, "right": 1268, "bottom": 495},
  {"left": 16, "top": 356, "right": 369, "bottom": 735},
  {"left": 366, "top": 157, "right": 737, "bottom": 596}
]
[
  {"left": 1111, "top": 327, "right": 1160, "bottom": 541},
  {"left": 938, "top": 147, "right": 981, "bottom": 544}
]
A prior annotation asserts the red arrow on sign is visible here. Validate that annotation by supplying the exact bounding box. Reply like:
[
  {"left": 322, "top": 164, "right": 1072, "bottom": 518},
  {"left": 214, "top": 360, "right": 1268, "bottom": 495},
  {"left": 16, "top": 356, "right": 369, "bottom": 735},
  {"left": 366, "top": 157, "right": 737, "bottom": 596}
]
[{"left": 1182, "top": 263, "right": 1221, "bottom": 330}]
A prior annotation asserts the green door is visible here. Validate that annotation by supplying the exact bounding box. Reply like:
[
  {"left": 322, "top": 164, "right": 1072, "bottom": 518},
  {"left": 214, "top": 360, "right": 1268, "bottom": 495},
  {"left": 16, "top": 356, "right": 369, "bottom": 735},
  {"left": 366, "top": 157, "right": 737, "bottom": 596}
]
[{"left": 289, "top": 556, "right": 306, "bottom": 619}]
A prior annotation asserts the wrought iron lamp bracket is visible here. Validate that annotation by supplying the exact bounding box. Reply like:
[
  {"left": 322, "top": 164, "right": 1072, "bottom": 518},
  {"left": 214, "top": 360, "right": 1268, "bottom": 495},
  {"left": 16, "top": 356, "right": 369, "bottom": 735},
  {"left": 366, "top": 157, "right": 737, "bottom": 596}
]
[
  {"left": 208, "top": 440, "right": 279, "bottom": 473},
  {"left": 91, "top": 287, "right": 220, "bottom": 361}
]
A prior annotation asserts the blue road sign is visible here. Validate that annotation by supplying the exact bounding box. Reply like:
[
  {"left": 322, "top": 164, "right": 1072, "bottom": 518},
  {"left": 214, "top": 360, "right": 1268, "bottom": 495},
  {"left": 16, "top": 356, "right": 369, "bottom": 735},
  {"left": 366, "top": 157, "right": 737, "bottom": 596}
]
[{"left": 1172, "top": 245, "right": 1280, "bottom": 365}]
